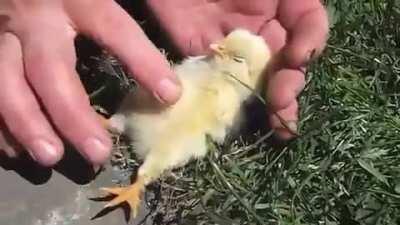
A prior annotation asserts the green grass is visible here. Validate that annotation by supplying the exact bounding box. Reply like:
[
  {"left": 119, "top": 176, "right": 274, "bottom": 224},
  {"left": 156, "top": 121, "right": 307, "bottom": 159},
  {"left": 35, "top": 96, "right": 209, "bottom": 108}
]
[{"left": 78, "top": 1, "right": 400, "bottom": 224}]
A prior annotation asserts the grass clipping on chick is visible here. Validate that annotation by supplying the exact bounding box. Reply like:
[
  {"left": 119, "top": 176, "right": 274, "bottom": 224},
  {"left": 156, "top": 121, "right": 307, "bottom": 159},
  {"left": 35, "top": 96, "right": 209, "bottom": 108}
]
[{"left": 100, "top": 29, "right": 271, "bottom": 217}]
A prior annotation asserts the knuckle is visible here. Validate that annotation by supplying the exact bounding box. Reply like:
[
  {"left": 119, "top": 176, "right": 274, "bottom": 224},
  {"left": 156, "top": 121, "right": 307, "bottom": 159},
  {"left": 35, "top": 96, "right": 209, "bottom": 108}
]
[
  {"left": 0, "top": 127, "right": 20, "bottom": 157},
  {"left": 3, "top": 111, "right": 42, "bottom": 142}
]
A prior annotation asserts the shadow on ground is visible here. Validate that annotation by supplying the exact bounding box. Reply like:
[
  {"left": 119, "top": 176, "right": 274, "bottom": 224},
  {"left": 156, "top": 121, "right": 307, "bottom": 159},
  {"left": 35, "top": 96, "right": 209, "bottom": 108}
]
[{"left": 0, "top": 146, "right": 152, "bottom": 225}]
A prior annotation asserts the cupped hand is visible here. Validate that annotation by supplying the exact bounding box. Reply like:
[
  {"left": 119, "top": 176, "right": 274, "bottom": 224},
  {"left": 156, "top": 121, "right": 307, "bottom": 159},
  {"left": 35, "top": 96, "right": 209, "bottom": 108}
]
[
  {"left": 147, "top": 0, "right": 329, "bottom": 139},
  {"left": 0, "top": 0, "right": 181, "bottom": 166}
]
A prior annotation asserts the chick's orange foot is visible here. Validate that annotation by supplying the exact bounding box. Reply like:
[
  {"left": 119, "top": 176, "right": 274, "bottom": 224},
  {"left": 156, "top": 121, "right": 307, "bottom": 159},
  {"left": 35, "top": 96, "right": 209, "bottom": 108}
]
[{"left": 100, "top": 176, "right": 145, "bottom": 218}]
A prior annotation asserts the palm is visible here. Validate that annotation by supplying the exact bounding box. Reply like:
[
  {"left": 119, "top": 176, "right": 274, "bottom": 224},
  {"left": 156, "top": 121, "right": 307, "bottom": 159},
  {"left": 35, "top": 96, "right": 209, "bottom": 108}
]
[
  {"left": 148, "top": 0, "right": 329, "bottom": 139},
  {"left": 147, "top": 0, "right": 278, "bottom": 55}
]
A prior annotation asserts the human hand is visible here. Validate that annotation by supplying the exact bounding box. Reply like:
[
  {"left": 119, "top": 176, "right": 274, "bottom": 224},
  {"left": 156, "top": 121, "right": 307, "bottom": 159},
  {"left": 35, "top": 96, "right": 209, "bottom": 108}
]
[
  {"left": 147, "top": 0, "right": 329, "bottom": 139},
  {"left": 0, "top": 0, "right": 181, "bottom": 166}
]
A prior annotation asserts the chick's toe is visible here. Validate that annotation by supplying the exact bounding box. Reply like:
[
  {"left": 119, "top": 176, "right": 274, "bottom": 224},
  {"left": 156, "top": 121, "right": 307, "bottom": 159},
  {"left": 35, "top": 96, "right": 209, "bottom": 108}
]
[{"left": 101, "top": 176, "right": 145, "bottom": 217}]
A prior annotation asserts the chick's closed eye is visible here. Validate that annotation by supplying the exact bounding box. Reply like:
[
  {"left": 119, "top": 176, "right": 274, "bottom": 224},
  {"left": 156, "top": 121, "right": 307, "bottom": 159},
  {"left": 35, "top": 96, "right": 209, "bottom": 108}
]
[{"left": 233, "top": 55, "right": 245, "bottom": 63}]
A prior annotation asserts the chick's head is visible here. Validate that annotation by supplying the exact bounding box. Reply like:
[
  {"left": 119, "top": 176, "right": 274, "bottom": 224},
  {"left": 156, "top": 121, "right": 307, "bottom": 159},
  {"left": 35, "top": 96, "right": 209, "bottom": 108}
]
[{"left": 210, "top": 29, "right": 271, "bottom": 90}]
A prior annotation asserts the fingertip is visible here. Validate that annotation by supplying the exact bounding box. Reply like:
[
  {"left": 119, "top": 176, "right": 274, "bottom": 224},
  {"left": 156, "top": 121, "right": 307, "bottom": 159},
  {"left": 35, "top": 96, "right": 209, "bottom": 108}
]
[
  {"left": 268, "top": 100, "right": 299, "bottom": 140},
  {"left": 28, "top": 139, "right": 64, "bottom": 167},
  {"left": 153, "top": 76, "right": 182, "bottom": 105},
  {"left": 273, "top": 123, "right": 298, "bottom": 141},
  {"left": 80, "top": 136, "right": 112, "bottom": 165}
]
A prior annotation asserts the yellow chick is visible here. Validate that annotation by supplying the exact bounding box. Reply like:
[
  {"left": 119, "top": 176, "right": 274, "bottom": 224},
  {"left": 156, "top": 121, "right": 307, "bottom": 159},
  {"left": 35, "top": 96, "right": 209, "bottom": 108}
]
[{"left": 100, "top": 29, "right": 271, "bottom": 217}]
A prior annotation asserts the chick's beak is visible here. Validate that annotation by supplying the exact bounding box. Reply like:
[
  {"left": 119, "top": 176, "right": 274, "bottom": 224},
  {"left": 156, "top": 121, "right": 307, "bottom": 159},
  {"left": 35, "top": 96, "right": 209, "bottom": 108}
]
[{"left": 209, "top": 43, "right": 226, "bottom": 57}]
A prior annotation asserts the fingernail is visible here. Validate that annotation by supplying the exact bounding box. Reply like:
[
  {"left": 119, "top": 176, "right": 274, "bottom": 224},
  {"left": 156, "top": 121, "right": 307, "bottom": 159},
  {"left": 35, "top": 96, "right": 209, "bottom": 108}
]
[
  {"left": 93, "top": 165, "right": 101, "bottom": 172},
  {"left": 93, "top": 165, "right": 104, "bottom": 176},
  {"left": 286, "top": 121, "right": 298, "bottom": 134},
  {"left": 29, "top": 140, "right": 60, "bottom": 166},
  {"left": 82, "top": 138, "right": 110, "bottom": 165},
  {"left": 3, "top": 147, "right": 19, "bottom": 158},
  {"left": 153, "top": 77, "right": 181, "bottom": 104},
  {"left": 304, "top": 49, "right": 317, "bottom": 65}
]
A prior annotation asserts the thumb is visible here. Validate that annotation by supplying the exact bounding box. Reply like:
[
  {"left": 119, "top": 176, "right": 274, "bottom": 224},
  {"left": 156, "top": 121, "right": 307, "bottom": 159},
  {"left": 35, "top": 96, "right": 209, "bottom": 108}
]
[{"left": 71, "top": 0, "right": 182, "bottom": 104}]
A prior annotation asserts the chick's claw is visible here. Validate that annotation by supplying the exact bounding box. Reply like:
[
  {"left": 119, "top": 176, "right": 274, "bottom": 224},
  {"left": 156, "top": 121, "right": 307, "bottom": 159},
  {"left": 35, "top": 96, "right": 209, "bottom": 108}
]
[{"left": 100, "top": 178, "right": 145, "bottom": 217}]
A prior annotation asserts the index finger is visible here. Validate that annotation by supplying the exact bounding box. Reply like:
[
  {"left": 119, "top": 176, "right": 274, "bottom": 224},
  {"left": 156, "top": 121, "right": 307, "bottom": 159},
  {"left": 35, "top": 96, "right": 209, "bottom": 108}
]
[{"left": 69, "top": 0, "right": 182, "bottom": 105}]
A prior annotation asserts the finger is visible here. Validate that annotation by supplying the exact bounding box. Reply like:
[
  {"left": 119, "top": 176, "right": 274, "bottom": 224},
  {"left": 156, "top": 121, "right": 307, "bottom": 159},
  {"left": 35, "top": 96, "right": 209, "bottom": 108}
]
[
  {"left": 278, "top": 0, "right": 329, "bottom": 67},
  {"left": 265, "top": 68, "right": 304, "bottom": 140},
  {"left": 70, "top": 0, "right": 181, "bottom": 104},
  {"left": 0, "top": 33, "right": 64, "bottom": 166},
  {"left": 266, "top": 69, "right": 305, "bottom": 111},
  {"left": 19, "top": 26, "right": 112, "bottom": 165},
  {"left": 257, "top": 20, "right": 304, "bottom": 140},
  {"left": 258, "top": 19, "right": 287, "bottom": 55},
  {"left": 269, "top": 100, "right": 299, "bottom": 140},
  {"left": 0, "top": 119, "right": 20, "bottom": 158}
]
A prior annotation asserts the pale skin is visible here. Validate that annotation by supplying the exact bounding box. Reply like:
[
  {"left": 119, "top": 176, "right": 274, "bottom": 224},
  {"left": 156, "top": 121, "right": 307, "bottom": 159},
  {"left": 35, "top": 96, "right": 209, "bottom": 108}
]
[{"left": 0, "top": 0, "right": 328, "bottom": 167}]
